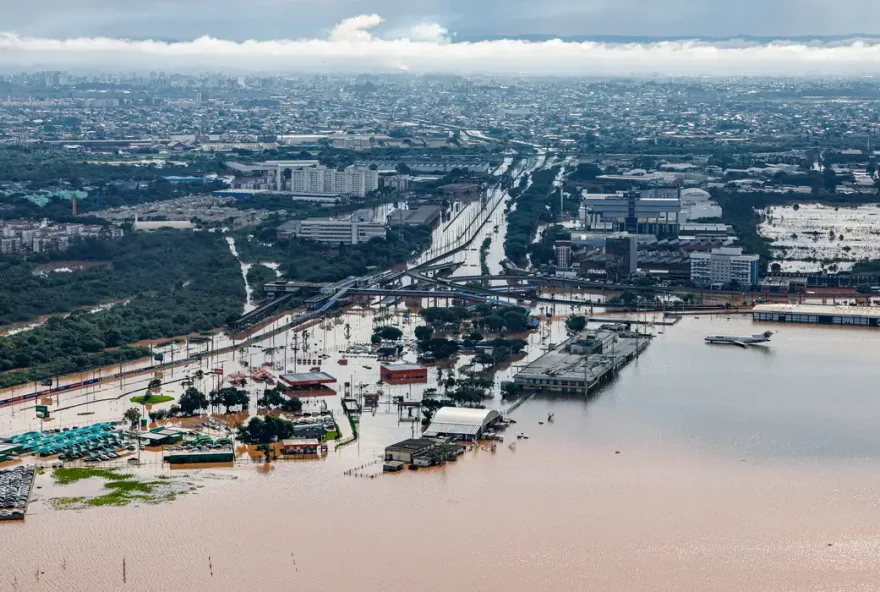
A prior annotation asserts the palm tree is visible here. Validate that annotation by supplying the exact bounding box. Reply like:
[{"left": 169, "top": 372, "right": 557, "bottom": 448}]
[
  {"left": 193, "top": 369, "right": 205, "bottom": 392},
  {"left": 209, "top": 390, "right": 221, "bottom": 414}
]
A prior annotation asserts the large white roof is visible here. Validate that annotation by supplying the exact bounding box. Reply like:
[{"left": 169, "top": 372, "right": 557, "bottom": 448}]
[
  {"left": 425, "top": 407, "right": 501, "bottom": 437},
  {"left": 432, "top": 407, "right": 498, "bottom": 425}
]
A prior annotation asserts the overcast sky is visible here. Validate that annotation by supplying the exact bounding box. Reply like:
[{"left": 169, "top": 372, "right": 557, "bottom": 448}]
[
  {"left": 2, "top": 1, "right": 880, "bottom": 74},
  {"left": 4, "top": 0, "right": 880, "bottom": 40}
]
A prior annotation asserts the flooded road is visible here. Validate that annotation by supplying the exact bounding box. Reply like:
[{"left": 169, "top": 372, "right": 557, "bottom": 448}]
[{"left": 5, "top": 315, "right": 880, "bottom": 591}]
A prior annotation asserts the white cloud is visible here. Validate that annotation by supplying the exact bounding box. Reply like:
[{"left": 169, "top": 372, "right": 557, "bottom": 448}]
[
  {"left": 1, "top": 14, "right": 880, "bottom": 75},
  {"left": 407, "top": 23, "right": 450, "bottom": 43},
  {"left": 329, "top": 14, "right": 384, "bottom": 42}
]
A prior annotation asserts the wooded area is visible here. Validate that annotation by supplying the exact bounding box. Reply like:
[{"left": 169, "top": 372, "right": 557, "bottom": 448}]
[
  {"left": 0, "top": 231, "right": 245, "bottom": 387},
  {"left": 234, "top": 224, "right": 433, "bottom": 283}
]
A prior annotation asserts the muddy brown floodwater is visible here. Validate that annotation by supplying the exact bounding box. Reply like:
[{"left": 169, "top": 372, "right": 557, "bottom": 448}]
[{"left": 4, "top": 308, "right": 880, "bottom": 591}]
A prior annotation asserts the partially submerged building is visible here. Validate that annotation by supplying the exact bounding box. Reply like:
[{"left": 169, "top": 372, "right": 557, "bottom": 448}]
[
  {"left": 514, "top": 327, "right": 650, "bottom": 394},
  {"left": 384, "top": 437, "right": 464, "bottom": 471},
  {"left": 379, "top": 363, "right": 428, "bottom": 385}
]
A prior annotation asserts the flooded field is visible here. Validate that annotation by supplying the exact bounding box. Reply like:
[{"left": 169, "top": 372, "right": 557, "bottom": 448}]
[
  {"left": 3, "top": 308, "right": 880, "bottom": 590},
  {"left": 759, "top": 203, "right": 880, "bottom": 272}
]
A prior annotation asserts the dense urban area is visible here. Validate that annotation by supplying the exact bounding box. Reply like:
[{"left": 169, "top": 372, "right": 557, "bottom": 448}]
[{"left": 3, "top": 70, "right": 880, "bottom": 590}]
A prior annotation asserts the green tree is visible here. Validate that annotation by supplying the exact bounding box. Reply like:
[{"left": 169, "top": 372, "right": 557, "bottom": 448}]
[
  {"left": 218, "top": 387, "right": 249, "bottom": 414},
  {"left": 257, "top": 388, "right": 286, "bottom": 409},
  {"left": 565, "top": 315, "right": 587, "bottom": 334},
  {"left": 281, "top": 396, "right": 302, "bottom": 413},
  {"left": 414, "top": 325, "right": 434, "bottom": 341},
  {"left": 474, "top": 352, "right": 495, "bottom": 366},
  {"left": 492, "top": 346, "right": 512, "bottom": 363},
  {"left": 500, "top": 382, "right": 522, "bottom": 399},
  {"left": 483, "top": 315, "right": 504, "bottom": 333},
  {"left": 372, "top": 325, "right": 403, "bottom": 341},
  {"left": 179, "top": 387, "right": 208, "bottom": 416},
  {"left": 123, "top": 407, "right": 141, "bottom": 429},
  {"left": 502, "top": 310, "right": 528, "bottom": 333}
]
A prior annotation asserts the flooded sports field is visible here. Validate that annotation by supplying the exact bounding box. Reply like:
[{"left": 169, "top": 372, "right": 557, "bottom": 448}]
[{"left": 759, "top": 202, "right": 880, "bottom": 272}]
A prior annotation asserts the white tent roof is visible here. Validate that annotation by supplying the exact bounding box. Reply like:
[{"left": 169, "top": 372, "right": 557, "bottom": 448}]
[{"left": 424, "top": 407, "right": 501, "bottom": 437}]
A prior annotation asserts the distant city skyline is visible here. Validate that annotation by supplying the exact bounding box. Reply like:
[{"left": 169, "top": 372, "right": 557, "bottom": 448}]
[{"left": 3, "top": 2, "right": 880, "bottom": 75}]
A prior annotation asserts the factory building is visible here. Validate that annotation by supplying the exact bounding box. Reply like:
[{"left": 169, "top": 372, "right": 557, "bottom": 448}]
[
  {"left": 690, "top": 247, "right": 760, "bottom": 288},
  {"left": 580, "top": 190, "right": 681, "bottom": 236}
]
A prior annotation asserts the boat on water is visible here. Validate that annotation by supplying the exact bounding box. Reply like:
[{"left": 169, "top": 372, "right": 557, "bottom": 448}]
[{"left": 705, "top": 331, "right": 774, "bottom": 348}]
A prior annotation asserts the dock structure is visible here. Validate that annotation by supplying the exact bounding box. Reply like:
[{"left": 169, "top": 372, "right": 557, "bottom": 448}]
[{"left": 514, "top": 327, "right": 651, "bottom": 395}]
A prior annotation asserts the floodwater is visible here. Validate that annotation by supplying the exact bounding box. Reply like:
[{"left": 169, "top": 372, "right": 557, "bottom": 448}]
[
  {"left": 5, "top": 152, "right": 880, "bottom": 589},
  {"left": 5, "top": 313, "right": 880, "bottom": 591}
]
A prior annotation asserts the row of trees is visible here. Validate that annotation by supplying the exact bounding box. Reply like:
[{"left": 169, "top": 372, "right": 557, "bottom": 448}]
[
  {"left": 504, "top": 167, "right": 562, "bottom": 266},
  {"left": 420, "top": 304, "right": 532, "bottom": 334},
  {"left": 137, "top": 387, "right": 302, "bottom": 424}
]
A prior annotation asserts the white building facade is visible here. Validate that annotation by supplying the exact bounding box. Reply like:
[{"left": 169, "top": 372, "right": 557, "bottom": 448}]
[
  {"left": 290, "top": 166, "right": 378, "bottom": 197},
  {"left": 285, "top": 219, "right": 387, "bottom": 245},
  {"left": 690, "top": 247, "right": 760, "bottom": 288}
]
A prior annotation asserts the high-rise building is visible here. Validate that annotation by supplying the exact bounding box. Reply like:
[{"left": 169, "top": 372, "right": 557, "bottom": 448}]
[
  {"left": 554, "top": 240, "right": 572, "bottom": 268},
  {"left": 605, "top": 233, "right": 638, "bottom": 280},
  {"left": 690, "top": 247, "right": 760, "bottom": 288},
  {"left": 290, "top": 165, "right": 378, "bottom": 197}
]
